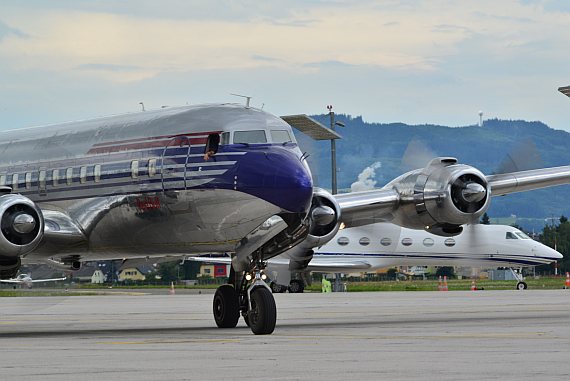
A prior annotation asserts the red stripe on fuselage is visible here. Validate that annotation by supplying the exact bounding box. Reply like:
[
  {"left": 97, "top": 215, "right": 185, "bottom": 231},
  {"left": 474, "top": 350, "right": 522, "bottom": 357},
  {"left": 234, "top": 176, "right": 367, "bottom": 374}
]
[{"left": 91, "top": 131, "right": 220, "bottom": 148}]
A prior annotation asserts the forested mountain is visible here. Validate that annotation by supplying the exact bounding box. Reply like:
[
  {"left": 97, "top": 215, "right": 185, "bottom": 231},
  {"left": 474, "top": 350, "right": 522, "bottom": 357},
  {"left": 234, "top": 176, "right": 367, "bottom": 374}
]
[{"left": 294, "top": 115, "right": 570, "bottom": 232}]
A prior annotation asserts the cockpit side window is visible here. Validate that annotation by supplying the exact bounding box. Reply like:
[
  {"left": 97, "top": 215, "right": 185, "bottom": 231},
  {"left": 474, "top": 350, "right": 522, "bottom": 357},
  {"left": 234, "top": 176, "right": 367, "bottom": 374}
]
[
  {"left": 233, "top": 130, "right": 267, "bottom": 144},
  {"left": 506, "top": 232, "right": 518, "bottom": 239},
  {"left": 270, "top": 130, "right": 293, "bottom": 144}
]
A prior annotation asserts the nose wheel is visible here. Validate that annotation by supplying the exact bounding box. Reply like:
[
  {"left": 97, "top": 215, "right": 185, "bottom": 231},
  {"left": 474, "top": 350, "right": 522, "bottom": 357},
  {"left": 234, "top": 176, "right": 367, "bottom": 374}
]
[{"left": 213, "top": 264, "right": 277, "bottom": 335}]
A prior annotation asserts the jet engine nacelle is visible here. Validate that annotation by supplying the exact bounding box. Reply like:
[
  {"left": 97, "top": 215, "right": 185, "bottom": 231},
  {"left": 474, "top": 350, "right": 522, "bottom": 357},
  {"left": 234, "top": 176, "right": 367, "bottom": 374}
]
[
  {"left": 287, "top": 188, "right": 341, "bottom": 270},
  {"left": 0, "top": 194, "right": 45, "bottom": 257},
  {"left": 388, "top": 157, "right": 490, "bottom": 236}
]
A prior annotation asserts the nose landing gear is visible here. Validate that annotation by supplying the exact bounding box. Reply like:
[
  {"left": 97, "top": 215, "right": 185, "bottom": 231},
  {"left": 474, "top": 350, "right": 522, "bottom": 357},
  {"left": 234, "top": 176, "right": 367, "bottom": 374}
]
[{"left": 213, "top": 259, "right": 277, "bottom": 335}]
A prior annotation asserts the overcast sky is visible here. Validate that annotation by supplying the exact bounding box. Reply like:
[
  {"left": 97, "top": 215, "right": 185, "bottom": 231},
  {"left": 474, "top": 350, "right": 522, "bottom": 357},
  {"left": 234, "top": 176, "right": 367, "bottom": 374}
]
[{"left": 1, "top": 0, "right": 569, "bottom": 131}]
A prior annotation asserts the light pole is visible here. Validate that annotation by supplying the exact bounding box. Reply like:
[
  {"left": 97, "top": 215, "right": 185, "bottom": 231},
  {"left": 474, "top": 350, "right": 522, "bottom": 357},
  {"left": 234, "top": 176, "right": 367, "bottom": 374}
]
[{"left": 327, "top": 105, "right": 345, "bottom": 195}]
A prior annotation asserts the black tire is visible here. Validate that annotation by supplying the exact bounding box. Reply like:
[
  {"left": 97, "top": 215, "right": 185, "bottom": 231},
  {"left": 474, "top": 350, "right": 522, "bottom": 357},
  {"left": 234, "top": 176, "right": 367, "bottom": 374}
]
[
  {"left": 270, "top": 282, "right": 287, "bottom": 293},
  {"left": 247, "top": 287, "right": 277, "bottom": 335},
  {"left": 213, "top": 285, "right": 240, "bottom": 328},
  {"left": 516, "top": 281, "right": 528, "bottom": 290},
  {"left": 288, "top": 279, "right": 304, "bottom": 293}
]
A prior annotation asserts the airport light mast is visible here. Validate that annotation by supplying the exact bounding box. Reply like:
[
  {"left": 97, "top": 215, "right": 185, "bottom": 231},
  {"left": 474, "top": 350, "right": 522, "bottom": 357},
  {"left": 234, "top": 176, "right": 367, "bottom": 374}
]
[{"left": 327, "top": 105, "right": 345, "bottom": 195}]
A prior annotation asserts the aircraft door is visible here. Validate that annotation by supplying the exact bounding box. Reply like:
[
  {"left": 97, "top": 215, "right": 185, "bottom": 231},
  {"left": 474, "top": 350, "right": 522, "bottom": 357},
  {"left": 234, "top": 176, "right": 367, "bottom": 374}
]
[{"left": 161, "top": 136, "right": 191, "bottom": 192}]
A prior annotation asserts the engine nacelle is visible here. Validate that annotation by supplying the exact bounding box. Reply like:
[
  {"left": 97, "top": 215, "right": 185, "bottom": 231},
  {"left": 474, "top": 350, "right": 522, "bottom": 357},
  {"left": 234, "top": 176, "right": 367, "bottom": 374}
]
[
  {"left": 387, "top": 157, "right": 490, "bottom": 236},
  {"left": 286, "top": 188, "right": 341, "bottom": 270},
  {"left": 0, "top": 194, "right": 44, "bottom": 257}
]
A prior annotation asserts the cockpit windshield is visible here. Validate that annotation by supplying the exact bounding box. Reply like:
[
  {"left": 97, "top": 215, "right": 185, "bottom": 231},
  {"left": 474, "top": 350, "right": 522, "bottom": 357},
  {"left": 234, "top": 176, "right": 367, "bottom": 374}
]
[
  {"left": 270, "top": 130, "right": 293, "bottom": 143},
  {"left": 515, "top": 232, "right": 531, "bottom": 239},
  {"left": 506, "top": 232, "right": 518, "bottom": 239},
  {"left": 233, "top": 130, "right": 267, "bottom": 144}
]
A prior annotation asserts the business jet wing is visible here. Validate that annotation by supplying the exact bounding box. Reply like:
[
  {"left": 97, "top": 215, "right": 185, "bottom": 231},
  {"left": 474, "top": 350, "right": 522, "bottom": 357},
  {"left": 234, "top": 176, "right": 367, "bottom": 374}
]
[{"left": 188, "top": 255, "right": 371, "bottom": 272}]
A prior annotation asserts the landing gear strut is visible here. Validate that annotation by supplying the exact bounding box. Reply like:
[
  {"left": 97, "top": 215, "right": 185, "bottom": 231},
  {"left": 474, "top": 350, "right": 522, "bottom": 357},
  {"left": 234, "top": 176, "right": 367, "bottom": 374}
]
[
  {"left": 213, "top": 256, "right": 277, "bottom": 335},
  {"left": 509, "top": 268, "right": 527, "bottom": 290}
]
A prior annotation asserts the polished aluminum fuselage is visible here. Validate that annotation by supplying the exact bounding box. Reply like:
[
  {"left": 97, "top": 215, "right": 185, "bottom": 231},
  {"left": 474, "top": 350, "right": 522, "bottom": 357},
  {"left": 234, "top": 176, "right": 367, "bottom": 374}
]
[{"left": 0, "top": 104, "right": 313, "bottom": 262}]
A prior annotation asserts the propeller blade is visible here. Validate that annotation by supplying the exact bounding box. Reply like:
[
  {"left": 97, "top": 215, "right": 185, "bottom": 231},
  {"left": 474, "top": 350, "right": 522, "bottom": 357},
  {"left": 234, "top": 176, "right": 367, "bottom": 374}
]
[
  {"left": 400, "top": 138, "right": 437, "bottom": 171},
  {"left": 495, "top": 138, "right": 543, "bottom": 174}
]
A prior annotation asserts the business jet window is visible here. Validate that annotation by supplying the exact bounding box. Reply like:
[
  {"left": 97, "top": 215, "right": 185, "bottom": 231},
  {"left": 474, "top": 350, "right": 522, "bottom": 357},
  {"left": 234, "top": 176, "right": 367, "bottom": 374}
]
[
  {"left": 423, "top": 238, "right": 435, "bottom": 247},
  {"left": 401, "top": 238, "right": 413, "bottom": 246},
  {"left": 233, "top": 130, "right": 267, "bottom": 144},
  {"left": 0, "top": 174, "right": 5, "bottom": 186},
  {"left": 444, "top": 238, "right": 456, "bottom": 247},
  {"left": 337, "top": 237, "right": 349, "bottom": 246},
  {"left": 359, "top": 237, "right": 371, "bottom": 246},
  {"left": 270, "top": 130, "right": 292, "bottom": 143},
  {"left": 380, "top": 237, "right": 392, "bottom": 246},
  {"left": 516, "top": 232, "right": 531, "bottom": 239},
  {"left": 12, "top": 173, "right": 18, "bottom": 190},
  {"left": 506, "top": 232, "right": 518, "bottom": 240}
]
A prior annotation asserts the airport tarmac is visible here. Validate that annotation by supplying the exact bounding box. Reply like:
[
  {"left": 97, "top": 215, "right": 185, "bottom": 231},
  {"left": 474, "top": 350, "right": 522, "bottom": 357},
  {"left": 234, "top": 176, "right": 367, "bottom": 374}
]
[{"left": 1, "top": 290, "right": 570, "bottom": 380}]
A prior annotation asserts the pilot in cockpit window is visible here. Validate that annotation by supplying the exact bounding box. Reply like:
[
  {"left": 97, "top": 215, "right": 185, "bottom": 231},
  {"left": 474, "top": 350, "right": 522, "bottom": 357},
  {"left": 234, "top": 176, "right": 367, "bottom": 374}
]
[{"left": 203, "top": 133, "right": 220, "bottom": 161}]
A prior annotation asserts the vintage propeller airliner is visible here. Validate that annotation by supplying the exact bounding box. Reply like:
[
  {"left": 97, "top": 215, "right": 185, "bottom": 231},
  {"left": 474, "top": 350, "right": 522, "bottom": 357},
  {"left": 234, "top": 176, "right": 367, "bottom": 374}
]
[{"left": 1, "top": 103, "right": 569, "bottom": 334}]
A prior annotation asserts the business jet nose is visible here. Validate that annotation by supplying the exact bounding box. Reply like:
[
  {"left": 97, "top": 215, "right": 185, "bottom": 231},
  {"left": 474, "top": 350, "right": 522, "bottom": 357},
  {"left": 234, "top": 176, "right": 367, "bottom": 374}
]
[{"left": 537, "top": 244, "right": 563, "bottom": 261}]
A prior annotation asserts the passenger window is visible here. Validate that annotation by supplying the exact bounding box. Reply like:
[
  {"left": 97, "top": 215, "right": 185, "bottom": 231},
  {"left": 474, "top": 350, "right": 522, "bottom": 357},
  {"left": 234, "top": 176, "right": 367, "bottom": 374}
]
[
  {"left": 337, "top": 237, "right": 349, "bottom": 246},
  {"left": 233, "top": 130, "right": 267, "bottom": 144},
  {"left": 444, "top": 238, "right": 456, "bottom": 247},
  {"left": 0, "top": 174, "right": 5, "bottom": 186},
  {"left": 52, "top": 169, "right": 59, "bottom": 187},
  {"left": 401, "top": 238, "right": 413, "bottom": 246},
  {"left": 148, "top": 159, "right": 156, "bottom": 177},
  {"left": 423, "top": 238, "right": 435, "bottom": 247},
  {"left": 80, "top": 166, "right": 87, "bottom": 184},
  {"left": 131, "top": 161, "right": 139, "bottom": 179},
  {"left": 12, "top": 174, "right": 18, "bottom": 190},
  {"left": 25, "top": 172, "right": 32, "bottom": 189},
  {"left": 359, "top": 237, "right": 370, "bottom": 246},
  {"left": 270, "top": 130, "right": 292, "bottom": 143},
  {"left": 66, "top": 168, "right": 73, "bottom": 185},
  {"left": 380, "top": 237, "right": 392, "bottom": 246},
  {"left": 204, "top": 134, "right": 220, "bottom": 158},
  {"left": 506, "top": 232, "right": 518, "bottom": 240},
  {"left": 39, "top": 170, "right": 46, "bottom": 190},
  {"left": 94, "top": 165, "right": 101, "bottom": 182}
]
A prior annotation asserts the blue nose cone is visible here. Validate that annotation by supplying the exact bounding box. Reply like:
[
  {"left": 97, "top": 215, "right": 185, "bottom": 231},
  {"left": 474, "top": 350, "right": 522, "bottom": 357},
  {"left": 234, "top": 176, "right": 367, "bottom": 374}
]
[{"left": 237, "top": 146, "right": 313, "bottom": 213}]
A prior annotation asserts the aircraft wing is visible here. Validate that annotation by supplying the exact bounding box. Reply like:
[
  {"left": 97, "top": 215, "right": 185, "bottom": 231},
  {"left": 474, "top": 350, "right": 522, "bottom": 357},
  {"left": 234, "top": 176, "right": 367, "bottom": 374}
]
[
  {"left": 335, "top": 189, "right": 400, "bottom": 227},
  {"left": 0, "top": 279, "right": 22, "bottom": 284},
  {"left": 188, "top": 255, "right": 371, "bottom": 273},
  {"left": 29, "top": 277, "right": 67, "bottom": 283},
  {"left": 334, "top": 165, "right": 570, "bottom": 227},
  {"left": 485, "top": 166, "right": 570, "bottom": 196},
  {"left": 304, "top": 260, "right": 371, "bottom": 273}
]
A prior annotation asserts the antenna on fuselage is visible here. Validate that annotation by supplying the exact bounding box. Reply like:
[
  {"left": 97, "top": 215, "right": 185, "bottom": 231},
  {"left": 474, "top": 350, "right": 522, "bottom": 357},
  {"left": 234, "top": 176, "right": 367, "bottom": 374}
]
[
  {"left": 230, "top": 93, "right": 252, "bottom": 108},
  {"left": 139, "top": 102, "right": 146, "bottom": 112}
]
